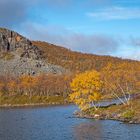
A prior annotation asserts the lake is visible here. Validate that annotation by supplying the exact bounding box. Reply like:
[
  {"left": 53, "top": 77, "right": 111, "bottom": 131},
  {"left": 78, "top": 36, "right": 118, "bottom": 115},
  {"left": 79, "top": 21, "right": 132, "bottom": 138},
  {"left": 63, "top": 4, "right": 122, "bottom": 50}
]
[{"left": 0, "top": 105, "right": 140, "bottom": 140}]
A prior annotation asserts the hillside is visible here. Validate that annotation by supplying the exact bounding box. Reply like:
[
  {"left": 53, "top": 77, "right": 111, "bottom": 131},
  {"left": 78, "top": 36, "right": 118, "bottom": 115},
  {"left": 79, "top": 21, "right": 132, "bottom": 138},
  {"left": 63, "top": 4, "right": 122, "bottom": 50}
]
[
  {"left": 33, "top": 41, "right": 140, "bottom": 72},
  {"left": 0, "top": 28, "right": 65, "bottom": 76},
  {"left": 0, "top": 28, "right": 140, "bottom": 107},
  {"left": 0, "top": 27, "right": 139, "bottom": 76}
]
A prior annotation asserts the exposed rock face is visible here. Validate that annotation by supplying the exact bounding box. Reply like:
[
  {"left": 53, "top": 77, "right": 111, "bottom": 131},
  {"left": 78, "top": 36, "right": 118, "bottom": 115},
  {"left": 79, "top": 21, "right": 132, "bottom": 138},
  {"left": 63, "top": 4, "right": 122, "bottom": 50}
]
[
  {"left": 0, "top": 28, "right": 42, "bottom": 59},
  {"left": 0, "top": 28, "right": 66, "bottom": 76}
]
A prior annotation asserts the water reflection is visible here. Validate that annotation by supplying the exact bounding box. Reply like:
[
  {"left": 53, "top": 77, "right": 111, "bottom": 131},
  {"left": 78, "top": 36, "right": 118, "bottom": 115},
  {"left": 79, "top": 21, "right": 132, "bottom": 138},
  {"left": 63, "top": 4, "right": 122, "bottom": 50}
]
[
  {"left": 74, "top": 119, "right": 140, "bottom": 140},
  {"left": 74, "top": 121, "right": 105, "bottom": 140}
]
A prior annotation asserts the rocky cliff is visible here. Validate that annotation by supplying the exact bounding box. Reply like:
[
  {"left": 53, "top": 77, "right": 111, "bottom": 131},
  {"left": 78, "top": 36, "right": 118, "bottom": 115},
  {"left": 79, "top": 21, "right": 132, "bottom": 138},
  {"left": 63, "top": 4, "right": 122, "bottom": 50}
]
[{"left": 0, "top": 28, "right": 66, "bottom": 76}]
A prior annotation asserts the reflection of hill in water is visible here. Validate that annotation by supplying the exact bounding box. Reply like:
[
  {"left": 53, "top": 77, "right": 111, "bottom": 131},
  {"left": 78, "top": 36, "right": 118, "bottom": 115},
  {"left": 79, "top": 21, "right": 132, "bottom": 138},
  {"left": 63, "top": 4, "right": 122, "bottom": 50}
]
[
  {"left": 73, "top": 119, "right": 140, "bottom": 140},
  {"left": 74, "top": 121, "right": 104, "bottom": 140}
]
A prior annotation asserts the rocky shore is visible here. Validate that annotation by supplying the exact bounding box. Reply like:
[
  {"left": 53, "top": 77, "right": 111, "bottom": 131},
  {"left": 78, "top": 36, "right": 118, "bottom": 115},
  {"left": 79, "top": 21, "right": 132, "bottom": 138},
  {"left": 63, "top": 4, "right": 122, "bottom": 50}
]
[{"left": 74, "top": 111, "right": 140, "bottom": 124}]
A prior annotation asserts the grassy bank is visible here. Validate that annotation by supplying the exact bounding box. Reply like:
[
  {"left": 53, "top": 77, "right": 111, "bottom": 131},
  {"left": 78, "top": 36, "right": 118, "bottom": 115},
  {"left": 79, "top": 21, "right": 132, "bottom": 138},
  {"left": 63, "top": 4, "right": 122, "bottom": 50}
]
[
  {"left": 75, "top": 98, "right": 140, "bottom": 124},
  {"left": 0, "top": 95, "right": 69, "bottom": 107}
]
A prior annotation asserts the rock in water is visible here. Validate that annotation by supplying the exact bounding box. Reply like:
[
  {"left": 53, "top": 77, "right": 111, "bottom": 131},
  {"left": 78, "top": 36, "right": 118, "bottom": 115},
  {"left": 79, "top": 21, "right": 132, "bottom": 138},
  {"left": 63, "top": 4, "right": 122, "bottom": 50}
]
[{"left": 0, "top": 28, "right": 66, "bottom": 76}]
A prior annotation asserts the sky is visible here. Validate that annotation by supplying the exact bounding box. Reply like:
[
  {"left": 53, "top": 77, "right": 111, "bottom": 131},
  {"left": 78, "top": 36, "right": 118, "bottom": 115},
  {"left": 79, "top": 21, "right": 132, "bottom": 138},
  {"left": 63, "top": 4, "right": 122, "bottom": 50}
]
[{"left": 0, "top": 0, "right": 140, "bottom": 60}]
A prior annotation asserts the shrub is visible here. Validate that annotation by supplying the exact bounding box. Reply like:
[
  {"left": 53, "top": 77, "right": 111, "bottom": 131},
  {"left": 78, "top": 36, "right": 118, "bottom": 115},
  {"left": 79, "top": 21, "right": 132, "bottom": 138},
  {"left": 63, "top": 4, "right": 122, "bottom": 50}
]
[{"left": 122, "top": 110, "right": 135, "bottom": 119}]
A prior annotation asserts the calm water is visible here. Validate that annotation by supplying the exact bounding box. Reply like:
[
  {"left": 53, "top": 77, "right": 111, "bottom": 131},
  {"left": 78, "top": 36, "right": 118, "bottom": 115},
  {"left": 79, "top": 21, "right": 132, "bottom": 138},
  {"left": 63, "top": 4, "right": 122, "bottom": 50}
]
[{"left": 0, "top": 105, "right": 140, "bottom": 140}]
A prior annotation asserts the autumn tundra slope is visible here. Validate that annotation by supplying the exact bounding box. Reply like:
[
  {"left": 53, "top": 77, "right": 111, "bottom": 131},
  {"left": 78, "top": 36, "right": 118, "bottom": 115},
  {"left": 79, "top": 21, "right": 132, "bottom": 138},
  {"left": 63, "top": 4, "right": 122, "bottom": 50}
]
[
  {"left": 33, "top": 41, "right": 140, "bottom": 73},
  {"left": 0, "top": 27, "right": 140, "bottom": 108},
  {"left": 0, "top": 27, "right": 140, "bottom": 76}
]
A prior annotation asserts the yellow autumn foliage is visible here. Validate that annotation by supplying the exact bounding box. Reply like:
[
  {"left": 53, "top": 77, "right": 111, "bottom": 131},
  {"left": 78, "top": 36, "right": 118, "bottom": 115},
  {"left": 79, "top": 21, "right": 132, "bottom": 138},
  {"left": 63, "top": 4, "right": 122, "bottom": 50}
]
[{"left": 70, "top": 70, "right": 102, "bottom": 111}]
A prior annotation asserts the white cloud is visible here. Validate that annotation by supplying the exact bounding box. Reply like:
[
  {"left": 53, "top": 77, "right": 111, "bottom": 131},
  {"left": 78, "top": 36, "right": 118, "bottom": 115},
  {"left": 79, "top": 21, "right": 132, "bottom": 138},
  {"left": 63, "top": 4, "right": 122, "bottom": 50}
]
[{"left": 87, "top": 7, "right": 140, "bottom": 20}]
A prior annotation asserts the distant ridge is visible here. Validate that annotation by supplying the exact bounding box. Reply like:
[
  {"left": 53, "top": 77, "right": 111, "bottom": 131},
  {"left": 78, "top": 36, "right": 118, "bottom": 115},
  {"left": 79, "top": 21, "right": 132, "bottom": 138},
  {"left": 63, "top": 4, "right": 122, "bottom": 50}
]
[{"left": 32, "top": 41, "right": 139, "bottom": 72}]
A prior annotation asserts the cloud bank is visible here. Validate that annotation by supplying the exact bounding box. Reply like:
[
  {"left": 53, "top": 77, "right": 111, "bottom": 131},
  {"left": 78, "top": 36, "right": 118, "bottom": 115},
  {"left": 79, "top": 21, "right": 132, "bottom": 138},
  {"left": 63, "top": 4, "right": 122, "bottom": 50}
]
[
  {"left": 20, "top": 23, "right": 119, "bottom": 56},
  {"left": 19, "top": 23, "right": 140, "bottom": 60},
  {"left": 0, "top": 0, "right": 140, "bottom": 60},
  {"left": 87, "top": 7, "right": 140, "bottom": 20},
  {"left": 0, "top": 0, "right": 28, "bottom": 27}
]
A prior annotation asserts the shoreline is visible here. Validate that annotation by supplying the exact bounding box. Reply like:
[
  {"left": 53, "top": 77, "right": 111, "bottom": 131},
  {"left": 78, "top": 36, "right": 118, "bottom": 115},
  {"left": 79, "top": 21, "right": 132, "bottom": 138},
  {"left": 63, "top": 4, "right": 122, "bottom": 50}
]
[
  {"left": 1, "top": 102, "right": 140, "bottom": 124},
  {"left": 0, "top": 95, "right": 70, "bottom": 108},
  {"left": 0, "top": 102, "right": 70, "bottom": 108},
  {"left": 74, "top": 111, "right": 140, "bottom": 124},
  {"left": 74, "top": 96, "right": 140, "bottom": 124}
]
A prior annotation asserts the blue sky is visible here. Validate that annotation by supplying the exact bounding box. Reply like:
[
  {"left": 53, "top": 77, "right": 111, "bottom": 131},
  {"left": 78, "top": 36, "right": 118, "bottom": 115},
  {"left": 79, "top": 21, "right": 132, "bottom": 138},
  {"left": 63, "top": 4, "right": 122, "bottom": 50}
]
[{"left": 0, "top": 0, "right": 140, "bottom": 60}]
